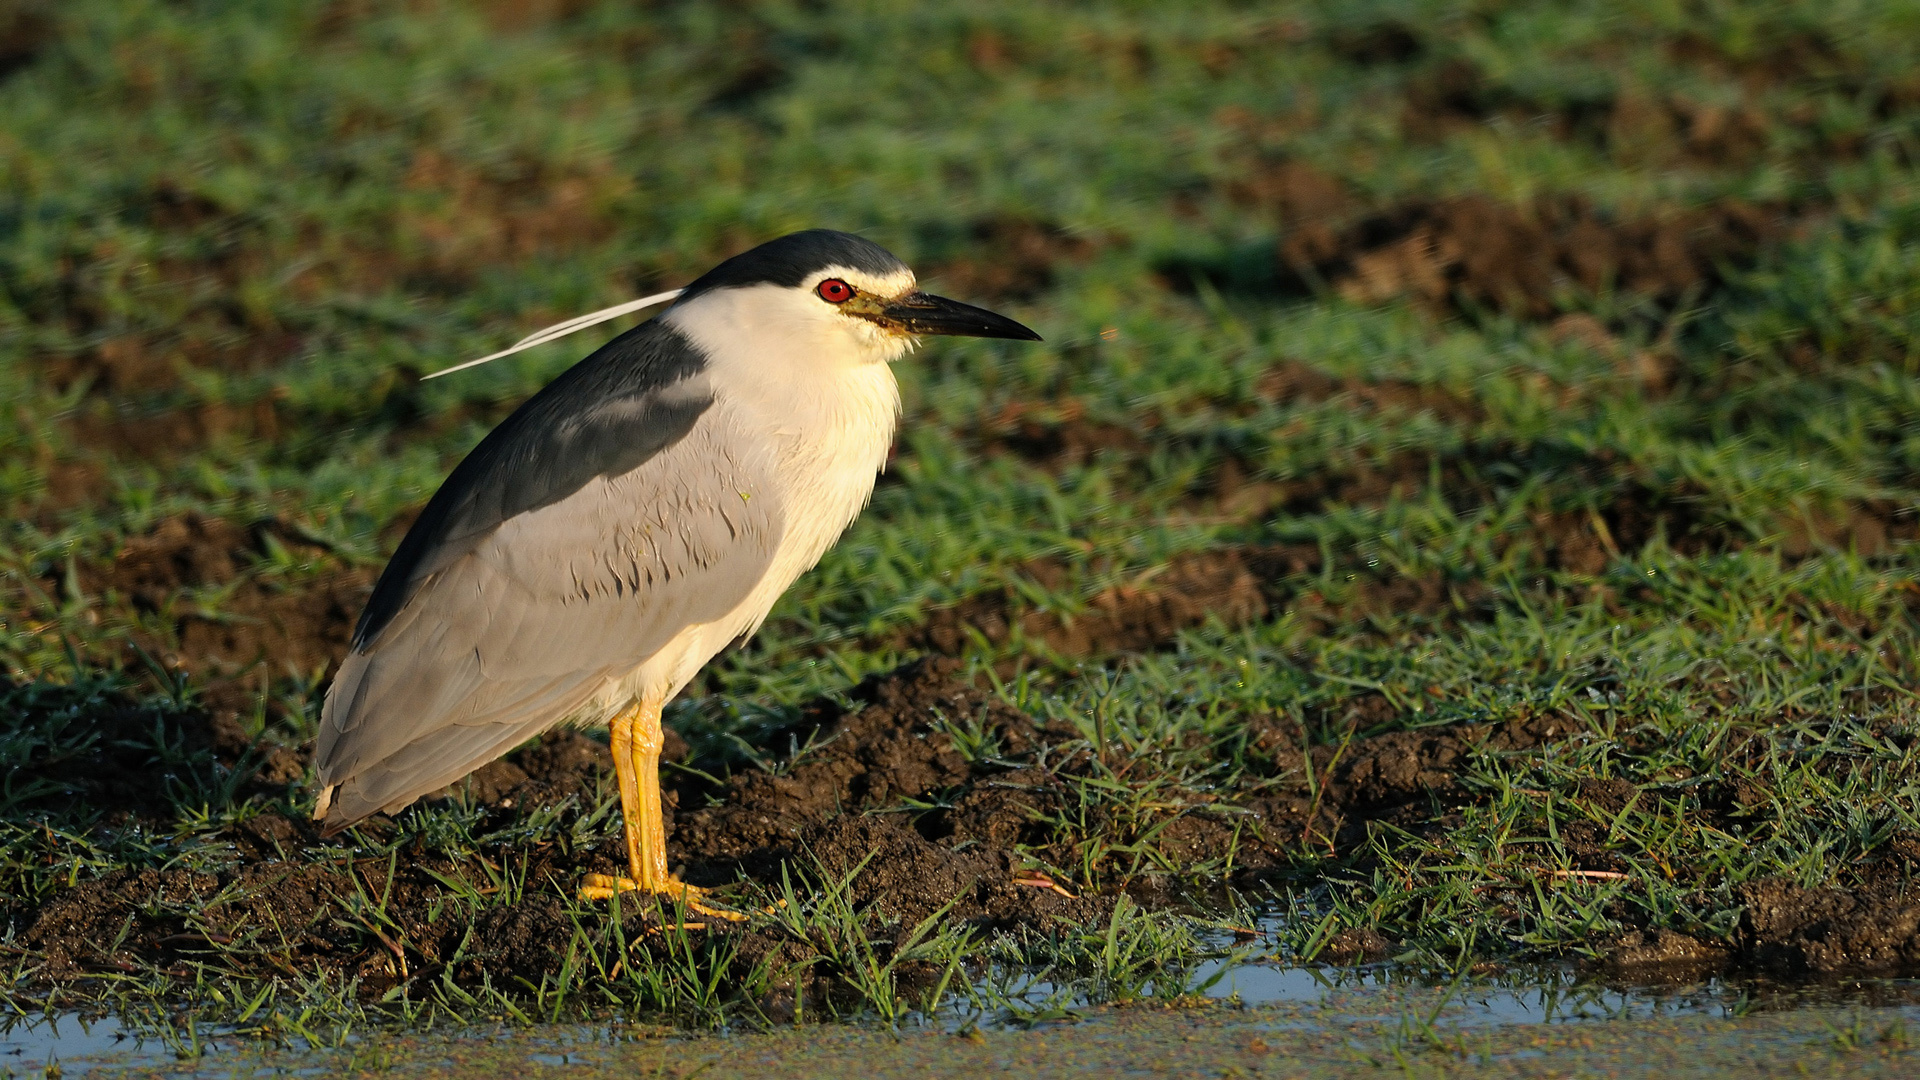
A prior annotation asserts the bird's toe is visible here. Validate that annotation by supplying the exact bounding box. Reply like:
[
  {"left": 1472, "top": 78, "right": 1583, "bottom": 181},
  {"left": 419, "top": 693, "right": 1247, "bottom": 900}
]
[{"left": 576, "top": 872, "right": 750, "bottom": 922}]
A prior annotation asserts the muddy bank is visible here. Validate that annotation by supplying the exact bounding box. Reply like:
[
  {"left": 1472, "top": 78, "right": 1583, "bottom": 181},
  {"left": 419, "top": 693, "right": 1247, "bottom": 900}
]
[
  {"left": 15, "top": 657, "right": 1920, "bottom": 994},
  {"left": 10, "top": 661, "right": 1120, "bottom": 992}
]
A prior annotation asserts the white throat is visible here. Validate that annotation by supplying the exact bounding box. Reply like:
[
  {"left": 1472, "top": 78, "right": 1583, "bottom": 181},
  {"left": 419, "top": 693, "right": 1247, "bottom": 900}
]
[{"left": 662, "top": 283, "right": 904, "bottom": 571}]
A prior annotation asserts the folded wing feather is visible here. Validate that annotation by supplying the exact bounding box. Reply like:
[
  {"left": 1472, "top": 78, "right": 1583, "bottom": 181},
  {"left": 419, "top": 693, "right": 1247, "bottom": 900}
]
[{"left": 316, "top": 416, "right": 783, "bottom": 825}]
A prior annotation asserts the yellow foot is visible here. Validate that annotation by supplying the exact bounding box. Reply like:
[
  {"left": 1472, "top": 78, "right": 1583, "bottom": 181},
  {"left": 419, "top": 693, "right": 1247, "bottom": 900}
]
[{"left": 576, "top": 873, "right": 750, "bottom": 921}]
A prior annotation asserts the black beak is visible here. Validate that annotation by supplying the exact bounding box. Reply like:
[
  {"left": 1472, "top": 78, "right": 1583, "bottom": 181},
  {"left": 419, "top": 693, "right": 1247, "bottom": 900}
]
[{"left": 882, "top": 292, "right": 1042, "bottom": 341}]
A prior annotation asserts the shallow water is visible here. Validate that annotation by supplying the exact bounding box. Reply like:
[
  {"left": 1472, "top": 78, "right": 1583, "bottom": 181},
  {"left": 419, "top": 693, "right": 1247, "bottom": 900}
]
[{"left": 10, "top": 963, "right": 1920, "bottom": 1077}]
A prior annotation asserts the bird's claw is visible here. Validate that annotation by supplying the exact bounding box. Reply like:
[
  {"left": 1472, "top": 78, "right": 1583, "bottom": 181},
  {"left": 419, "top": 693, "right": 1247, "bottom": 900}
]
[{"left": 577, "top": 872, "right": 750, "bottom": 921}]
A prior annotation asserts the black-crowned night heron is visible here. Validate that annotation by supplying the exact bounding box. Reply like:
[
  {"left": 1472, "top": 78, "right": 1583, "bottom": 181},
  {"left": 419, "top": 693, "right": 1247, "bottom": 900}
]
[{"left": 312, "top": 230, "right": 1039, "bottom": 916}]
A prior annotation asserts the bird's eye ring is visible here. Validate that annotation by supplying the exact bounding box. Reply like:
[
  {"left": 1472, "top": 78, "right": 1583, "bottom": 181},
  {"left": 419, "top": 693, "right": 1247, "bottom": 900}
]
[{"left": 816, "top": 278, "right": 855, "bottom": 304}]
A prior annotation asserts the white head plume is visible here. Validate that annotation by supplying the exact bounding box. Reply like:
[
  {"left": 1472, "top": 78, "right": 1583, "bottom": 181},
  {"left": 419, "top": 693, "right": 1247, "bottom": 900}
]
[{"left": 421, "top": 289, "right": 684, "bottom": 380}]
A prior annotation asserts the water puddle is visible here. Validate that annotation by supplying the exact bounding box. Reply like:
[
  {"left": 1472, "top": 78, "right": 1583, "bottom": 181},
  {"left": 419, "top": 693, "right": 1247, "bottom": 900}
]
[{"left": 12, "top": 962, "right": 1920, "bottom": 1077}]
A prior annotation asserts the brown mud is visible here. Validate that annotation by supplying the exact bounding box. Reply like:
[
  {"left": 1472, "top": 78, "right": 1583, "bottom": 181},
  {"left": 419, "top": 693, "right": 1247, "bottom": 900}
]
[
  {"left": 15, "top": 658, "right": 1920, "bottom": 994},
  {"left": 1189, "top": 162, "right": 1789, "bottom": 321},
  {"left": 1282, "top": 195, "right": 1781, "bottom": 319},
  {"left": 69, "top": 512, "right": 374, "bottom": 719},
  {"left": 920, "top": 216, "right": 1101, "bottom": 302},
  {"left": 8, "top": 661, "right": 1117, "bottom": 994},
  {"left": 0, "top": 1, "right": 54, "bottom": 84}
]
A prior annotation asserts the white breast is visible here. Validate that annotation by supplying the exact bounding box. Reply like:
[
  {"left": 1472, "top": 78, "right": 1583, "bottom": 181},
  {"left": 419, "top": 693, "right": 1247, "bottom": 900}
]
[{"left": 596, "top": 285, "right": 904, "bottom": 710}]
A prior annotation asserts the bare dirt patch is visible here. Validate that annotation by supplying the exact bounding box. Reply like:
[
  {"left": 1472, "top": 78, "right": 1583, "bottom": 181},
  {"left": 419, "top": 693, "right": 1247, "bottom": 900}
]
[
  {"left": 669, "top": 659, "right": 1286, "bottom": 922},
  {"left": 390, "top": 150, "right": 631, "bottom": 291},
  {"left": 1242, "top": 701, "right": 1575, "bottom": 849},
  {"left": 1738, "top": 875, "right": 1920, "bottom": 974},
  {"left": 920, "top": 216, "right": 1100, "bottom": 301},
  {"left": 1279, "top": 195, "right": 1782, "bottom": 319},
  {"left": 1180, "top": 140, "right": 1797, "bottom": 319},
  {"left": 71, "top": 513, "right": 374, "bottom": 714},
  {"left": 0, "top": 1, "right": 54, "bottom": 83}
]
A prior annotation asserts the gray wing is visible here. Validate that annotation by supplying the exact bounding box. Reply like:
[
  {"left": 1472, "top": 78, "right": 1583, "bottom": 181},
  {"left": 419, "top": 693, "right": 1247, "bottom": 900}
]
[{"left": 315, "top": 411, "right": 783, "bottom": 825}]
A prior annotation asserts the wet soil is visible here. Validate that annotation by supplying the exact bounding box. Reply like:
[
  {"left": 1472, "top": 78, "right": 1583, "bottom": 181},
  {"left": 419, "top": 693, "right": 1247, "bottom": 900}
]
[
  {"left": 1738, "top": 875, "right": 1920, "bottom": 975},
  {"left": 17, "top": 655, "right": 1920, "bottom": 993},
  {"left": 1287, "top": 195, "right": 1781, "bottom": 320},
  {"left": 1238, "top": 700, "right": 1578, "bottom": 851},
  {"left": 67, "top": 512, "right": 375, "bottom": 718},
  {"left": 670, "top": 660, "right": 1113, "bottom": 923},
  {"left": 8, "top": 661, "right": 1122, "bottom": 994},
  {"left": 1190, "top": 177, "right": 1788, "bottom": 321},
  {"left": 919, "top": 216, "right": 1102, "bottom": 301},
  {"left": 0, "top": 1, "right": 54, "bottom": 83}
]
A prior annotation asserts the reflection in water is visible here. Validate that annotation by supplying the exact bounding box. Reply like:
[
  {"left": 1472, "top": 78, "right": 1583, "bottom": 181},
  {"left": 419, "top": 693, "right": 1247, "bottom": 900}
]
[
  {"left": 11, "top": 958, "right": 1920, "bottom": 1074},
  {"left": 1, "top": 1013, "right": 141, "bottom": 1071}
]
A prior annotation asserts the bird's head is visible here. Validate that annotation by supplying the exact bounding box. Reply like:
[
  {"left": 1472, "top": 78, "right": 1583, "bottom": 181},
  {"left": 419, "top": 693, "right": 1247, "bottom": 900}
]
[{"left": 664, "top": 229, "right": 1041, "bottom": 367}]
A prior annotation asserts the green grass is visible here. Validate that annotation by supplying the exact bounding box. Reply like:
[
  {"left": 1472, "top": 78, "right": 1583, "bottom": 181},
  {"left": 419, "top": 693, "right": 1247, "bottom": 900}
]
[{"left": 3, "top": 0, "right": 1920, "bottom": 1040}]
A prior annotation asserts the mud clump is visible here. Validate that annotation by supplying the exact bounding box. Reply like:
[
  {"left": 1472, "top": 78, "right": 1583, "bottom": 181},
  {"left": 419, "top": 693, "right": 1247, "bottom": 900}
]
[
  {"left": 10, "top": 661, "right": 1120, "bottom": 991},
  {"left": 1245, "top": 702, "right": 1575, "bottom": 846},
  {"left": 1738, "top": 877, "right": 1920, "bottom": 974},
  {"left": 1604, "top": 929, "right": 1730, "bottom": 974},
  {"left": 74, "top": 513, "right": 374, "bottom": 711},
  {"left": 673, "top": 658, "right": 1038, "bottom": 864},
  {"left": 81, "top": 512, "right": 259, "bottom": 611},
  {"left": 19, "top": 852, "right": 593, "bottom": 986},
  {"left": 1281, "top": 195, "right": 1780, "bottom": 320},
  {"left": 671, "top": 659, "right": 1246, "bottom": 924},
  {"left": 9, "top": 717, "right": 638, "bottom": 986},
  {"left": 922, "top": 216, "right": 1098, "bottom": 301},
  {"left": 799, "top": 815, "right": 1102, "bottom": 929},
  {"left": 0, "top": 678, "right": 264, "bottom": 822},
  {"left": 0, "top": 3, "right": 55, "bottom": 84}
]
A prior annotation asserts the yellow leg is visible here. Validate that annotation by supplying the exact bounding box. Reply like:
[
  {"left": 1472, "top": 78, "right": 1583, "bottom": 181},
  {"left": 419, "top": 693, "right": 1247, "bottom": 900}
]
[{"left": 579, "top": 696, "right": 745, "bottom": 921}]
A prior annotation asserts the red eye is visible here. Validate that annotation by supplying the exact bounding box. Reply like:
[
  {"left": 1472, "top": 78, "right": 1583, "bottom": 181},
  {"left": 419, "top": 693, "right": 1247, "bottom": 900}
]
[{"left": 816, "top": 278, "right": 855, "bottom": 303}]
